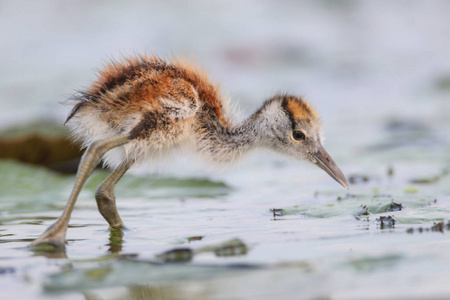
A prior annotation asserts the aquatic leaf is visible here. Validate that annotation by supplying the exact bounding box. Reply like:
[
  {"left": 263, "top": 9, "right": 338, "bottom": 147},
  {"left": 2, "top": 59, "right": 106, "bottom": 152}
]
[
  {"left": 404, "top": 186, "right": 418, "bottom": 193},
  {"left": 155, "top": 248, "right": 193, "bottom": 263},
  {"left": 196, "top": 238, "right": 248, "bottom": 257}
]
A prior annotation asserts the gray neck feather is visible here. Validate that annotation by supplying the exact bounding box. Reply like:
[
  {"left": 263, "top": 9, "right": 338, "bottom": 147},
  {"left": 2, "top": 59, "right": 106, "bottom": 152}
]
[{"left": 198, "top": 111, "right": 268, "bottom": 163}]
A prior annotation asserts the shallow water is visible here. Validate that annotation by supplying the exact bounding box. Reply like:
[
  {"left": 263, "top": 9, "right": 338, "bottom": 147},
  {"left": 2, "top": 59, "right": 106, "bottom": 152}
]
[
  {"left": 2, "top": 1, "right": 450, "bottom": 299},
  {"left": 2, "top": 151, "right": 450, "bottom": 299}
]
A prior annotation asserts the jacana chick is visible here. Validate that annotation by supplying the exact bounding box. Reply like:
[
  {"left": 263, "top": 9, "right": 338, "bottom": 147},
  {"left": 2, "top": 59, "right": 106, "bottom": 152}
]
[{"left": 31, "top": 55, "right": 348, "bottom": 248}]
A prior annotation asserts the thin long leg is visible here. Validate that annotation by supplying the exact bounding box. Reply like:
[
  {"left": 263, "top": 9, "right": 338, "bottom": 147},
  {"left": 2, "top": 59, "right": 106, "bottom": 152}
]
[
  {"left": 95, "top": 161, "right": 133, "bottom": 230},
  {"left": 31, "top": 134, "right": 130, "bottom": 248}
]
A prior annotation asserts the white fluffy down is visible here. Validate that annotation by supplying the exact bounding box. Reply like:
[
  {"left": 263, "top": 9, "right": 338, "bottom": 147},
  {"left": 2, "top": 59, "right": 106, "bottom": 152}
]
[
  {"left": 68, "top": 109, "right": 140, "bottom": 169},
  {"left": 68, "top": 108, "right": 199, "bottom": 170}
]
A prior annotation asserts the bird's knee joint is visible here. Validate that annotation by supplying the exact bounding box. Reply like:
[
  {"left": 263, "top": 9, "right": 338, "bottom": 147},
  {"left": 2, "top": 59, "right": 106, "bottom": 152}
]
[{"left": 95, "top": 188, "right": 114, "bottom": 203}]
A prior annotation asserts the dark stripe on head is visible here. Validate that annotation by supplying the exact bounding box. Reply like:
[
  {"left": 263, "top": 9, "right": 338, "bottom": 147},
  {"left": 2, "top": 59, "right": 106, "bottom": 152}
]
[{"left": 280, "top": 96, "right": 297, "bottom": 131}]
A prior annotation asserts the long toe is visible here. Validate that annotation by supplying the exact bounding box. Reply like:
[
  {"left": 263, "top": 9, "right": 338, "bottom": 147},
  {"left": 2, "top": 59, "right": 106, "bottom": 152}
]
[{"left": 30, "top": 224, "right": 67, "bottom": 249}]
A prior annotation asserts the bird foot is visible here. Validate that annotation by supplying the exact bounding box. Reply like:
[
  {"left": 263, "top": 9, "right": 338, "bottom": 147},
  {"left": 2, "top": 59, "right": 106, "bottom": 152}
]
[
  {"left": 108, "top": 221, "right": 125, "bottom": 231},
  {"left": 30, "top": 222, "right": 67, "bottom": 249}
]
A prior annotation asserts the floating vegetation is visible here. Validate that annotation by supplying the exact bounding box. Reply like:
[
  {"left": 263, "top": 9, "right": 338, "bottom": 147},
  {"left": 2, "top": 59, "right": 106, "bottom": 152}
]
[
  {"left": 2, "top": 3, "right": 450, "bottom": 300},
  {"left": 388, "top": 202, "right": 403, "bottom": 212},
  {"left": 43, "top": 258, "right": 254, "bottom": 293},
  {"left": 186, "top": 236, "right": 203, "bottom": 243},
  {"left": 406, "top": 221, "right": 450, "bottom": 234},
  {"left": 155, "top": 238, "right": 249, "bottom": 263},
  {"left": 355, "top": 205, "right": 370, "bottom": 217},
  {"left": 355, "top": 201, "right": 403, "bottom": 218},
  {"left": 213, "top": 239, "right": 248, "bottom": 257},
  {"left": 155, "top": 248, "right": 193, "bottom": 263},
  {"left": 197, "top": 238, "right": 248, "bottom": 257},
  {"left": 410, "top": 167, "right": 449, "bottom": 184},
  {"left": 373, "top": 201, "right": 403, "bottom": 213}
]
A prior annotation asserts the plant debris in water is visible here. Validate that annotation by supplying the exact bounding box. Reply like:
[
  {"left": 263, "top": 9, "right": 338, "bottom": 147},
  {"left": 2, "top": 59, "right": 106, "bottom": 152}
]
[
  {"left": 271, "top": 208, "right": 284, "bottom": 218},
  {"left": 406, "top": 221, "right": 450, "bottom": 234},
  {"left": 187, "top": 236, "right": 204, "bottom": 243},
  {"left": 376, "top": 216, "right": 396, "bottom": 229},
  {"left": 388, "top": 201, "right": 403, "bottom": 212},
  {"left": 355, "top": 201, "right": 403, "bottom": 218},
  {"left": 197, "top": 238, "right": 248, "bottom": 257},
  {"left": 348, "top": 174, "right": 370, "bottom": 184},
  {"left": 337, "top": 193, "right": 359, "bottom": 201},
  {"left": 155, "top": 238, "right": 249, "bottom": 262},
  {"left": 356, "top": 205, "right": 370, "bottom": 216}
]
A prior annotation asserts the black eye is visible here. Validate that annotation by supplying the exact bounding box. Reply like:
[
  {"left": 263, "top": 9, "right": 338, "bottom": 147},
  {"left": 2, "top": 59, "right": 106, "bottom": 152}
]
[{"left": 293, "top": 130, "right": 306, "bottom": 141}]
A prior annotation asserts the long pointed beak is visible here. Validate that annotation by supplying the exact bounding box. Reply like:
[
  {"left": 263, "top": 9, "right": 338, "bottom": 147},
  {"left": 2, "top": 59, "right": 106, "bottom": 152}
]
[{"left": 312, "top": 144, "right": 349, "bottom": 189}]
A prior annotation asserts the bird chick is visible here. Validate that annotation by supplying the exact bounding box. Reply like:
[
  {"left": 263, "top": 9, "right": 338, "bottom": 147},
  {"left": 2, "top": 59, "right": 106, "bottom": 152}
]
[{"left": 31, "top": 55, "right": 348, "bottom": 249}]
